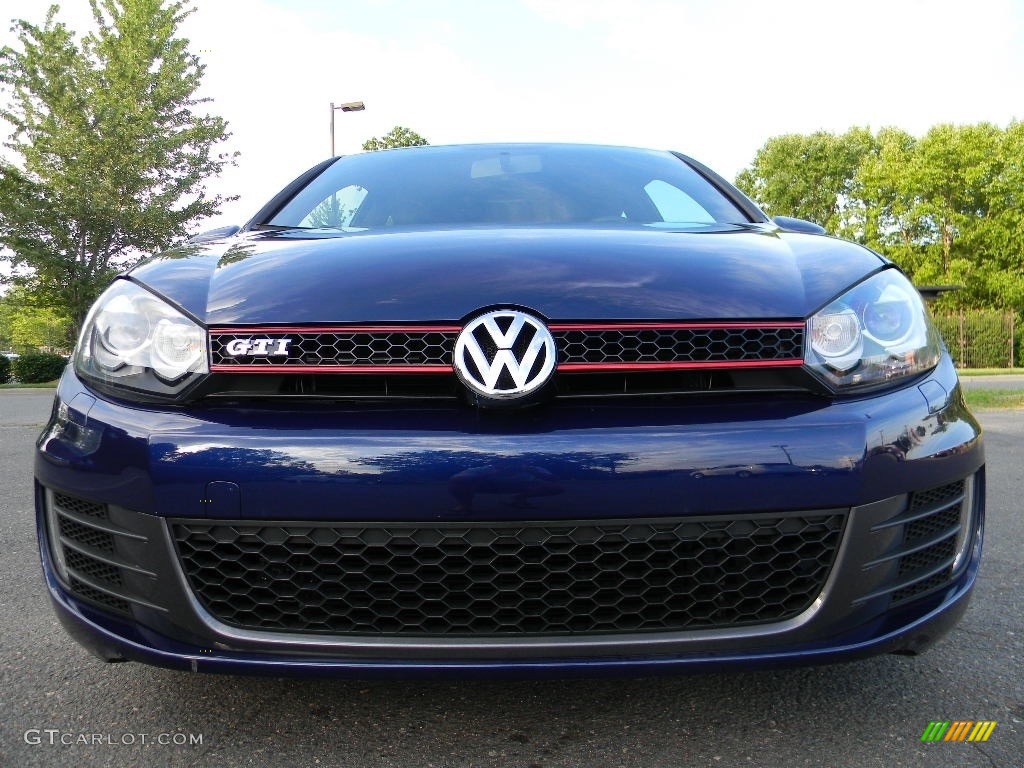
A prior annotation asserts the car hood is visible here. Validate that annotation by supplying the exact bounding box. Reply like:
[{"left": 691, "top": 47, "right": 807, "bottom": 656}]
[{"left": 129, "top": 226, "right": 886, "bottom": 324}]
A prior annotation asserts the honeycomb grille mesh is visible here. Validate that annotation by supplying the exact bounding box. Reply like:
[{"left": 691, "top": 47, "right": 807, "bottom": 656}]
[
  {"left": 58, "top": 516, "right": 115, "bottom": 553},
  {"left": 209, "top": 325, "right": 805, "bottom": 369},
  {"left": 172, "top": 514, "right": 843, "bottom": 636},
  {"left": 904, "top": 506, "right": 961, "bottom": 545},
  {"left": 891, "top": 481, "right": 967, "bottom": 603},
  {"left": 52, "top": 492, "right": 107, "bottom": 519},
  {"left": 555, "top": 327, "right": 803, "bottom": 364},
  {"left": 908, "top": 480, "right": 964, "bottom": 514},
  {"left": 211, "top": 331, "right": 455, "bottom": 368},
  {"left": 65, "top": 549, "right": 123, "bottom": 586},
  {"left": 49, "top": 492, "right": 132, "bottom": 615},
  {"left": 68, "top": 576, "right": 131, "bottom": 614}
]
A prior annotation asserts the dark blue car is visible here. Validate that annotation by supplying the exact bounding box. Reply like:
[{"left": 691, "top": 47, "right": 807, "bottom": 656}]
[{"left": 36, "top": 143, "right": 984, "bottom": 678}]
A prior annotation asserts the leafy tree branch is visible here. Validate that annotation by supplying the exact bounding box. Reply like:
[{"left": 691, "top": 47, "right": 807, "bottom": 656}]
[{"left": 0, "top": 0, "right": 238, "bottom": 338}]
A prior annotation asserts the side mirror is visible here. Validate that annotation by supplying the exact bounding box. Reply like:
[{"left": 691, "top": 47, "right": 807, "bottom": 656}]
[
  {"left": 188, "top": 224, "right": 241, "bottom": 244},
  {"left": 772, "top": 216, "right": 826, "bottom": 235}
]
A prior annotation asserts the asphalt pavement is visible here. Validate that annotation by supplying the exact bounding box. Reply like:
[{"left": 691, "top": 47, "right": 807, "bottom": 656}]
[
  {"left": 958, "top": 375, "right": 1024, "bottom": 390},
  {"left": 0, "top": 389, "right": 1021, "bottom": 768}
]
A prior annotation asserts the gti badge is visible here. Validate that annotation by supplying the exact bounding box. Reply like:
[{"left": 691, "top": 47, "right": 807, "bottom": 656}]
[
  {"left": 453, "top": 310, "right": 556, "bottom": 400},
  {"left": 224, "top": 338, "right": 291, "bottom": 356}
]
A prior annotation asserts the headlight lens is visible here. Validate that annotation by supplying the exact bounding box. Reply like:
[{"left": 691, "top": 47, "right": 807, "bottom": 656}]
[
  {"left": 805, "top": 269, "right": 942, "bottom": 391},
  {"left": 75, "top": 280, "right": 208, "bottom": 399}
]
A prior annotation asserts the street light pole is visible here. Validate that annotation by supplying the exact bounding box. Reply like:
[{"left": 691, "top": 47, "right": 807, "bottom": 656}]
[{"left": 330, "top": 100, "right": 366, "bottom": 156}]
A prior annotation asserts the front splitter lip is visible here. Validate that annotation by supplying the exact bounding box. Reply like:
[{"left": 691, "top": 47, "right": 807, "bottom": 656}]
[{"left": 40, "top": 541, "right": 978, "bottom": 680}]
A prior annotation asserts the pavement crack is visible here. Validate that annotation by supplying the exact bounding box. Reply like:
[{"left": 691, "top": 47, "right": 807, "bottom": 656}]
[{"left": 975, "top": 743, "right": 999, "bottom": 768}]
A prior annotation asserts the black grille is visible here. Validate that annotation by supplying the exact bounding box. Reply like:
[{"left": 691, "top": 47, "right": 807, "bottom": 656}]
[
  {"left": 897, "top": 537, "right": 957, "bottom": 577},
  {"left": 892, "top": 571, "right": 953, "bottom": 603},
  {"left": 908, "top": 481, "right": 964, "bottom": 514},
  {"left": 555, "top": 326, "right": 803, "bottom": 365},
  {"left": 209, "top": 324, "right": 805, "bottom": 370},
  {"left": 204, "top": 367, "right": 814, "bottom": 402},
  {"left": 892, "top": 480, "right": 966, "bottom": 603},
  {"left": 68, "top": 576, "right": 131, "bottom": 614},
  {"left": 65, "top": 549, "right": 123, "bottom": 586},
  {"left": 211, "top": 330, "right": 455, "bottom": 368},
  {"left": 47, "top": 490, "right": 150, "bottom": 616},
  {"left": 58, "top": 516, "right": 115, "bottom": 553},
  {"left": 904, "top": 506, "right": 961, "bottom": 545},
  {"left": 172, "top": 513, "right": 844, "bottom": 636},
  {"left": 52, "top": 492, "right": 107, "bottom": 519}
]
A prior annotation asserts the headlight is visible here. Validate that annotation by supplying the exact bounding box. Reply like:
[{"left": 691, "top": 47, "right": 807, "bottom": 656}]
[
  {"left": 75, "top": 280, "right": 208, "bottom": 400},
  {"left": 805, "top": 269, "right": 942, "bottom": 392}
]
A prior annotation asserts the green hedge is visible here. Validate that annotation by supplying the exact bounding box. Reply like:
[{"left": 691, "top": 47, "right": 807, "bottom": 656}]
[
  {"left": 12, "top": 352, "right": 68, "bottom": 383},
  {"left": 0, "top": 355, "right": 10, "bottom": 384},
  {"left": 932, "top": 310, "right": 1017, "bottom": 368}
]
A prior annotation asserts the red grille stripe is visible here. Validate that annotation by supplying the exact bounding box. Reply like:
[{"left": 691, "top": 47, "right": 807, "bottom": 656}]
[
  {"left": 210, "top": 364, "right": 453, "bottom": 374},
  {"left": 558, "top": 359, "right": 804, "bottom": 372},
  {"left": 548, "top": 321, "right": 805, "bottom": 331},
  {"left": 211, "top": 360, "right": 804, "bottom": 374},
  {"left": 209, "top": 325, "right": 461, "bottom": 335}
]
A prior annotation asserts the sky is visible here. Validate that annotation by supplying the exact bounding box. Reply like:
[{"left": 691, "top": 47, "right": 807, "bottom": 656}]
[{"left": 2, "top": 0, "right": 1023, "bottom": 233}]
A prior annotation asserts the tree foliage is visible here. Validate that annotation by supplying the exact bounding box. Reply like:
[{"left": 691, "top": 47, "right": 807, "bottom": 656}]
[
  {"left": 736, "top": 122, "right": 1024, "bottom": 312},
  {"left": 362, "top": 125, "right": 429, "bottom": 151},
  {"left": 735, "top": 128, "right": 875, "bottom": 236},
  {"left": 0, "top": 286, "right": 72, "bottom": 352},
  {"left": 0, "top": 0, "right": 237, "bottom": 338}
]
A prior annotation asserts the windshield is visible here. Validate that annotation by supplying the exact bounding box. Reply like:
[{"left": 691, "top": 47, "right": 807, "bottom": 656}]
[{"left": 267, "top": 144, "right": 750, "bottom": 230}]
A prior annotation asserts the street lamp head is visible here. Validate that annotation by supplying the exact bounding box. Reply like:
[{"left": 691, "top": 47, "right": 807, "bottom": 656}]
[{"left": 329, "top": 100, "right": 366, "bottom": 157}]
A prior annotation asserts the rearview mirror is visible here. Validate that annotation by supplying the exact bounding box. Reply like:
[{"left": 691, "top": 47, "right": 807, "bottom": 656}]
[
  {"left": 772, "top": 216, "right": 826, "bottom": 235},
  {"left": 188, "top": 224, "right": 241, "bottom": 244}
]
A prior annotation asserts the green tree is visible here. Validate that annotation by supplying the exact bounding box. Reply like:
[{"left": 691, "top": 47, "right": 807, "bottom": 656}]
[
  {"left": 855, "top": 124, "right": 1011, "bottom": 305},
  {"left": 735, "top": 127, "right": 875, "bottom": 235},
  {"left": 973, "top": 121, "right": 1024, "bottom": 309},
  {"left": 903, "top": 124, "right": 1002, "bottom": 279},
  {"left": 738, "top": 123, "right": 1024, "bottom": 315},
  {"left": 850, "top": 126, "right": 918, "bottom": 257},
  {"left": 0, "top": 286, "right": 72, "bottom": 352},
  {"left": 362, "top": 125, "right": 429, "bottom": 151},
  {"left": 0, "top": 0, "right": 237, "bottom": 339}
]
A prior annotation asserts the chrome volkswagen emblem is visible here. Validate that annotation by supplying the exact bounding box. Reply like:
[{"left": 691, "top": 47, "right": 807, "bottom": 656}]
[{"left": 454, "top": 309, "right": 556, "bottom": 400}]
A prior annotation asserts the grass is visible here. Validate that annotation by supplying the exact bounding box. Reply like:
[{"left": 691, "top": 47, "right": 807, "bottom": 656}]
[
  {"left": 957, "top": 368, "right": 1024, "bottom": 376},
  {"left": 0, "top": 380, "right": 59, "bottom": 389},
  {"left": 962, "top": 388, "right": 1024, "bottom": 410}
]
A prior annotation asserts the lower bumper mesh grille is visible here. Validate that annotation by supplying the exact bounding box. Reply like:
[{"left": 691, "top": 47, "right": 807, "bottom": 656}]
[
  {"left": 171, "top": 513, "right": 844, "bottom": 636},
  {"left": 858, "top": 479, "right": 973, "bottom": 607},
  {"left": 46, "top": 490, "right": 159, "bottom": 616},
  {"left": 68, "top": 575, "right": 131, "bottom": 614},
  {"left": 891, "top": 480, "right": 967, "bottom": 603}
]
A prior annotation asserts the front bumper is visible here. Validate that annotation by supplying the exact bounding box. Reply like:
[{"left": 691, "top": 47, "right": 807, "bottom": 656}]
[{"left": 35, "top": 358, "right": 985, "bottom": 677}]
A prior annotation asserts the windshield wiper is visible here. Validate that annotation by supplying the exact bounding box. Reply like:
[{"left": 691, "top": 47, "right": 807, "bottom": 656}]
[{"left": 250, "top": 223, "right": 312, "bottom": 231}]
